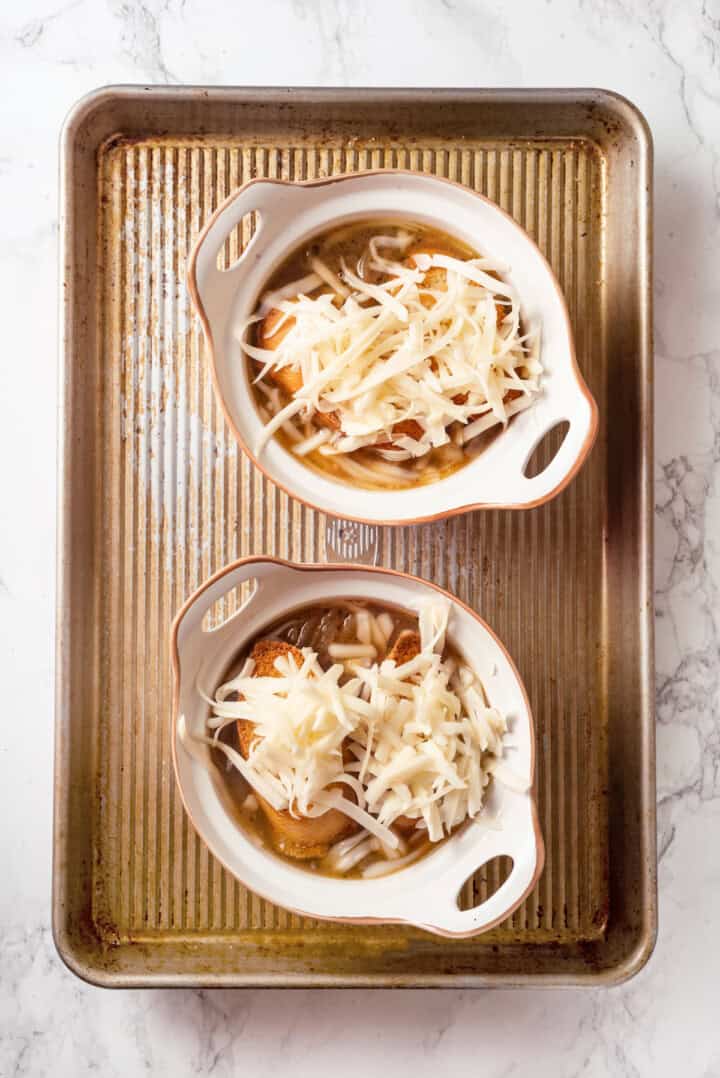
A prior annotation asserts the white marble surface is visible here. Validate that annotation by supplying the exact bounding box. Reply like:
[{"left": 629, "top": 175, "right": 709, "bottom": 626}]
[{"left": 1, "top": 0, "right": 719, "bottom": 1074}]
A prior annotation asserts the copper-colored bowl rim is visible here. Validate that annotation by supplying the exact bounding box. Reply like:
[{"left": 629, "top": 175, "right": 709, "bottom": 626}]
[
  {"left": 170, "top": 555, "right": 545, "bottom": 939},
  {"left": 186, "top": 169, "right": 599, "bottom": 526}
]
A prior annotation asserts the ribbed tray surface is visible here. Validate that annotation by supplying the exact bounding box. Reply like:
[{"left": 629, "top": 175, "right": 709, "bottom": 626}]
[{"left": 92, "top": 134, "right": 607, "bottom": 945}]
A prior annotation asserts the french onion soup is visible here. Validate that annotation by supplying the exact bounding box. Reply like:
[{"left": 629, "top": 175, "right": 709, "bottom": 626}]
[
  {"left": 201, "top": 598, "right": 519, "bottom": 879},
  {"left": 239, "top": 220, "right": 542, "bottom": 490}
]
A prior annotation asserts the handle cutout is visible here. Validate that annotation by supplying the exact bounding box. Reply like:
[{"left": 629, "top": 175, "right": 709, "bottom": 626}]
[
  {"left": 457, "top": 855, "right": 514, "bottom": 911},
  {"left": 202, "top": 577, "right": 258, "bottom": 633},
  {"left": 523, "top": 420, "right": 570, "bottom": 479},
  {"left": 215, "top": 211, "right": 261, "bottom": 273}
]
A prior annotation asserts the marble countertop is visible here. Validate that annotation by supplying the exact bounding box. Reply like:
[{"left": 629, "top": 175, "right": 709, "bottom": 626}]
[{"left": 2, "top": 1, "right": 719, "bottom": 1074}]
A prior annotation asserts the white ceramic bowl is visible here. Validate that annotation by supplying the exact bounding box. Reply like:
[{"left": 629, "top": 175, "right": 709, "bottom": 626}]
[
  {"left": 171, "top": 557, "right": 544, "bottom": 938},
  {"left": 188, "top": 170, "right": 598, "bottom": 525}
]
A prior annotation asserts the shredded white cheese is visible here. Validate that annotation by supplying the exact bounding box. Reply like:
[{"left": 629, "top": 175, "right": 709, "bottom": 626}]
[
  {"left": 203, "top": 600, "right": 519, "bottom": 862},
  {"left": 239, "top": 239, "right": 542, "bottom": 460}
]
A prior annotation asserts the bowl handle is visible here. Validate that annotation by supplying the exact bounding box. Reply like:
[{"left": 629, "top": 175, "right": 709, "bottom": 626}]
[
  {"left": 499, "top": 387, "right": 597, "bottom": 506},
  {"left": 409, "top": 818, "right": 542, "bottom": 937},
  {"left": 173, "top": 556, "right": 297, "bottom": 657},
  {"left": 188, "top": 180, "right": 293, "bottom": 333}
]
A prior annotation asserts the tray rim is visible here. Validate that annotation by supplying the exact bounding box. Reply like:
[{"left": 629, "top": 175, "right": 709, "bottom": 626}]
[{"left": 54, "top": 84, "right": 656, "bottom": 989}]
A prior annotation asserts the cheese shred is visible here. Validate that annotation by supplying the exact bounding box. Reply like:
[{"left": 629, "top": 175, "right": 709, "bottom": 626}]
[{"left": 239, "top": 239, "right": 542, "bottom": 464}]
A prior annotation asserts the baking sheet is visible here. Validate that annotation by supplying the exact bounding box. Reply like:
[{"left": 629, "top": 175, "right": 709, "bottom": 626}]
[{"left": 55, "top": 87, "right": 655, "bottom": 986}]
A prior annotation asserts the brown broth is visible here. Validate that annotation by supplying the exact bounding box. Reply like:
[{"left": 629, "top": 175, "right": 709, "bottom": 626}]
[
  {"left": 213, "top": 598, "right": 465, "bottom": 879},
  {"left": 264, "top": 219, "right": 475, "bottom": 291},
  {"left": 248, "top": 219, "right": 512, "bottom": 491}
]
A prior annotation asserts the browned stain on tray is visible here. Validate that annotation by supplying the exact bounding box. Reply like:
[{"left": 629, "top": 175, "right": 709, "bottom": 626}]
[{"left": 55, "top": 88, "right": 654, "bottom": 986}]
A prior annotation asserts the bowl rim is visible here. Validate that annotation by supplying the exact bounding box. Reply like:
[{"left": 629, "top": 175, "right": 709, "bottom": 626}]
[
  {"left": 187, "top": 168, "right": 599, "bottom": 526},
  {"left": 169, "top": 555, "right": 545, "bottom": 938}
]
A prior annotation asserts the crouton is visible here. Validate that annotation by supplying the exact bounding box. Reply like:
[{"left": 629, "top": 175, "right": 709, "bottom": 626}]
[
  {"left": 236, "top": 639, "right": 356, "bottom": 860},
  {"left": 374, "top": 418, "right": 425, "bottom": 451},
  {"left": 256, "top": 310, "right": 341, "bottom": 433},
  {"left": 406, "top": 247, "right": 504, "bottom": 326},
  {"left": 387, "top": 629, "right": 422, "bottom": 667},
  {"left": 386, "top": 630, "right": 424, "bottom": 836},
  {"left": 256, "top": 309, "right": 303, "bottom": 395}
]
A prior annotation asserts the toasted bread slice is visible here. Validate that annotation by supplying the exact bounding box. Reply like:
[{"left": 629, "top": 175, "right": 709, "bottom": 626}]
[
  {"left": 387, "top": 634, "right": 424, "bottom": 837},
  {"left": 249, "top": 637, "right": 301, "bottom": 677},
  {"left": 406, "top": 247, "right": 504, "bottom": 327},
  {"left": 256, "top": 310, "right": 303, "bottom": 395},
  {"left": 402, "top": 247, "right": 507, "bottom": 435},
  {"left": 313, "top": 408, "right": 342, "bottom": 432},
  {"left": 256, "top": 310, "right": 341, "bottom": 433},
  {"left": 258, "top": 307, "right": 294, "bottom": 350},
  {"left": 235, "top": 640, "right": 300, "bottom": 757},
  {"left": 374, "top": 418, "right": 425, "bottom": 451},
  {"left": 385, "top": 630, "right": 424, "bottom": 837},
  {"left": 236, "top": 639, "right": 356, "bottom": 860},
  {"left": 391, "top": 420, "right": 424, "bottom": 441},
  {"left": 405, "top": 247, "right": 449, "bottom": 310},
  {"left": 387, "top": 629, "right": 422, "bottom": 667},
  {"left": 259, "top": 307, "right": 403, "bottom": 446}
]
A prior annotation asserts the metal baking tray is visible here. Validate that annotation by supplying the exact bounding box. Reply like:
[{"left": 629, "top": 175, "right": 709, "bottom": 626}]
[{"left": 55, "top": 86, "right": 655, "bottom": 986}]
